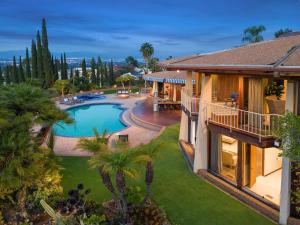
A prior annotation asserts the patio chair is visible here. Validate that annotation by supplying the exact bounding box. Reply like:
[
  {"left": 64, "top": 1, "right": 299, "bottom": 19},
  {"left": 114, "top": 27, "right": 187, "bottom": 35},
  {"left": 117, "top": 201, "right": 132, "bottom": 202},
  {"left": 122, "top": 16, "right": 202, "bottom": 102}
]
[{"left": 73, "top": 96, "right": 84, "bottom": 103}]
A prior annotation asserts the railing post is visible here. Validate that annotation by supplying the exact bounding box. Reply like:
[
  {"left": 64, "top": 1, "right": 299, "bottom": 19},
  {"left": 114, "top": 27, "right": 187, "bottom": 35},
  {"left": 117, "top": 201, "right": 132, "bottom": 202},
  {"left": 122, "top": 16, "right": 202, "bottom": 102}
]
[{"left": 259, "top": 115, "right": 262, "bottom": 142}]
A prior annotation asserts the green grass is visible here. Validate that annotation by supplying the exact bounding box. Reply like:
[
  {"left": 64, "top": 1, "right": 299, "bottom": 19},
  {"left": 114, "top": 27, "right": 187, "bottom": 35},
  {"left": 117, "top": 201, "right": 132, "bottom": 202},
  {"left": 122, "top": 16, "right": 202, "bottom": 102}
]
[{"left": 58, "top": 124, "right": 275, "bottom": 225}]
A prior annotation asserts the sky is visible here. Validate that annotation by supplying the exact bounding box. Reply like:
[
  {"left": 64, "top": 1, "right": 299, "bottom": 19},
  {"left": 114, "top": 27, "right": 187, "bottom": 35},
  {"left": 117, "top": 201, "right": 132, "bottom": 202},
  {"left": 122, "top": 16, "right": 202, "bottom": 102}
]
[{"left": 0, "top": 0, "right": 299, "bottom": 60}]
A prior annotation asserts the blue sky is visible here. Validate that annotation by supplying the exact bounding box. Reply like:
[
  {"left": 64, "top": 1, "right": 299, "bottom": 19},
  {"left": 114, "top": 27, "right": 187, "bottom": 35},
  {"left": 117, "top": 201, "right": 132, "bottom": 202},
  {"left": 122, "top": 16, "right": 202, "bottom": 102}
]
[{"left": 0, "top": 0, "right": 299, "bottom": 60}]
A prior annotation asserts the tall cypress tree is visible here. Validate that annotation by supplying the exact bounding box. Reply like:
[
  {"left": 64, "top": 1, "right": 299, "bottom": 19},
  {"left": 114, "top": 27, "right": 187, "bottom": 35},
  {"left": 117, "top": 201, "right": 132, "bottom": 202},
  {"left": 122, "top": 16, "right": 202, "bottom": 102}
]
[
  {"left": 42, "top": 18, "right": 52, "bottom": 88},
  {"left": 31, "top": 40, "right": 38, "bottom": 79},
  {"left": 36, "top": 31, "right": 43, "bottom": 82},
  {"left": 12, "top": 56, "right": 19, "bottom": 83},
  {"left": 104, "top": 62, "right": 108, "bottom": 85},
  {"left": 81, "top": 58, "right": 87, "bottom": 78},
  {"left": 5, "top": 66, "right": 11, "bottom": 84},
  {"left": 96, "top": 57, "right": 102, "bottom": 87},
  {"left": 69, "top": 68, "right": 73, "bottom": 79},
  {"left": 54, "top": 59, "right": 59, "bottom": 81},
  {"left": 60, "top": 54, "right": 64, "bottom": 79},
  {"left": 75, "top": 69, "right": 80, "bottom": 79},
  {"left": 63, "top": 53, "right": 68, "bottom": 79},
  {"left": 0, "top": 66, "right": 3, "bottom": 85},
  {"left": 109, "top": 59, "right": 114, "bottom": 85},
  {"left": 90, "top": 57, "right": 96, "bottom": 84},
  {"left": 18, "top": 56, "right": 25, "bottom": 83},
  {"left": 25, "top": 47, "right": 31, "bottom": 79}
]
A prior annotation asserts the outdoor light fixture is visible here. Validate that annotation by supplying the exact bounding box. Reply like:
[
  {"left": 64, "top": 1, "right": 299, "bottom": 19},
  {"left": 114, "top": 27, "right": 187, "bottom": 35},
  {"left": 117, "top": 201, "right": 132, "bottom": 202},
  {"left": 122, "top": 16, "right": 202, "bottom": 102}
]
[{"left": 177, "top": 70, "right": 180, "bottom": 73}]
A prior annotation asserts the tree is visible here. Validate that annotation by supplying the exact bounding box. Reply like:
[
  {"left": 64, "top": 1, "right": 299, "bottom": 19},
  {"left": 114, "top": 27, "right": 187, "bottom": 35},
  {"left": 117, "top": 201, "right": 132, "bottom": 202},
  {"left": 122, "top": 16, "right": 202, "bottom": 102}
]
[
  {"left": 69, "top": 67, "right": 73, "bottom": 80},
  {"left": 54, "top": 79, "right": 70, "bottom": 96},
  {"left": 31, "top": 40, "right": 38, "bottom": 79},
  {"left": 96, "top": 57, "right": 102, "bottom": 87},
  {"left": 108, "top": 59, "right": 114, "bottom": 85},
  {"left": 116, "top": 74, "right": 135, "bottom": 90},
  {"left": 103, "top": 63, "right": 108, "bottom": 85},
  {"left": 90, "top": 57, "right": 97, "bottom": 85},
  {"left": 75, "top": 69, "right": 80, "bottom": 80},
  {"left": 242, "top": 25, "right": 266, "bottom": 43},
  {"left": 0, "top": 84, "right": 72, "bottom": 221},
  {"left": 77, "top": 131, "right": 161, "bottom": 224},
  {"left": 125, "top": 56, "right": 138, "bottom": 69},
  {"left": 12, "top": 56, "right": 19, "bottom": 83},
  {"left": 4, "top": 66, "right": 11, "bottom": 84},
  {"left": 18, "top": 56, "right": 25, "bottom": 83},
  {"left": 37, "top": 31, "right": 44, "bottom": 82},
  {"left": 42, "top": 18, "right": 52, "bottom": 88},
  {"left": 81, "top": 58, "right": 87, "bottom": 78},
  {"left": 0, "top": 66, "right": 3, "bottom": 85},
  {"left": 149, "top": 57, "right": 161, "bottom": 72},
  {"left": 63, "top": 53, "right": 68, "bottom": 79},
  {"left": 139, "top": 42, "right": 154, "bottom": 73},
  {"left": 275, "top": 28, "right": 293, "bottom": 38},
  {"left": 25, "top": 48, "right": 31, "bottom": 79},
  {"left": 54, "top": 59, "right": 59, "bottom": 81}
]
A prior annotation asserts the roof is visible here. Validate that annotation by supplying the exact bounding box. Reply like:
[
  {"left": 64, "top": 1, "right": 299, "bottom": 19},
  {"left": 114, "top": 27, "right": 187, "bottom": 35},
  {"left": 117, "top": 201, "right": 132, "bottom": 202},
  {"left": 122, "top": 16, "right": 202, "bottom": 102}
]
[
  {"left": 143, "top": 70, "right": 195, "bottom": 84},
  {"left": 160, "top": 35, "right": 300, "bottom": 73}
]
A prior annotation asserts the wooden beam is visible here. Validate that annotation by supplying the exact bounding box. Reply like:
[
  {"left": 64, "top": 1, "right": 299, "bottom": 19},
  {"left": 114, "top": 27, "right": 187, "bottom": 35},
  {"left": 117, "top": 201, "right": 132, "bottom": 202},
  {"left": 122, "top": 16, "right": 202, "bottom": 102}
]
[{"left": 237, "top": 141, "right": 243, "bottom": 188}]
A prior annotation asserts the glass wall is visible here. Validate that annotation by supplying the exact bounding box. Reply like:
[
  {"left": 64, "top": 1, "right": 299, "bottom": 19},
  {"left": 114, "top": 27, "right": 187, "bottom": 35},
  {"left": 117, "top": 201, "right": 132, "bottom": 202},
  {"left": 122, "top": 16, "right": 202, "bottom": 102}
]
[
  {"left": 219, "top": 135, "right": 238, "bottom": 183},
  {"left": 209, "top": 133, "right": 238, "bottom": 183},
  {"left": 243, "top": 145, "right": 282, "bottom": 205}
]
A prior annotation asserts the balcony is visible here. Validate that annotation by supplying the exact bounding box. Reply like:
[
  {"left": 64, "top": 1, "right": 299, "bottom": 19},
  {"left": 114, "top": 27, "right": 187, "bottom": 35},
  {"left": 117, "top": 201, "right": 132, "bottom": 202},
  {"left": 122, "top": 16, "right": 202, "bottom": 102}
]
[
  {"left": 204, "top": 102, "right": 282, "bottom": 141},
  {"left": 181, "top": 88, "right": 200, "bottom": 115}
]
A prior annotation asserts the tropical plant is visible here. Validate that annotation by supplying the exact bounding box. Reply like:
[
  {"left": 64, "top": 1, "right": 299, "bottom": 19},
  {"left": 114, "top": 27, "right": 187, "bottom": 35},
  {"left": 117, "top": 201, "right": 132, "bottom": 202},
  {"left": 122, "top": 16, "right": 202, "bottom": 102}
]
[
  {"left": 139, "top": 42, "right": 154, "bottom": 73},
  {"left": 125, "top": 56, "right": 138, "bottom": 69},
  {"left": 264, "top": 81, "right": 285, "bottom": 100},
  {"left": 0, "top": 84, "right": 72, "bottom": 222},
  {"left": 54, "top": 80, "right": 70, "bottom": 96},
  {"left": 242, "top": 25, "right": 266, "bottom": 43},
  {"left": 275, "top": 28, "right": 293, "bottom": 38},
  {"left": 275, "top": 112, "right": 300, "bottom": 213},
  {"left": 76, "top": 131, "right": 162, "bottom": 224},
  {"left": 116, "top": 74, "right": 136, "bottom": 90}
]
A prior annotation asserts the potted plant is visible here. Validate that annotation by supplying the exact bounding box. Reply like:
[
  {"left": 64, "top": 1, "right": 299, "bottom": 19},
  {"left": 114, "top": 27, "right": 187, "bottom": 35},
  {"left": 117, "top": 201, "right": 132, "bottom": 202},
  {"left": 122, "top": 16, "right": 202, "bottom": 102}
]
[{"left": 264, "top": 81, "right": 285, "bottom": 114}]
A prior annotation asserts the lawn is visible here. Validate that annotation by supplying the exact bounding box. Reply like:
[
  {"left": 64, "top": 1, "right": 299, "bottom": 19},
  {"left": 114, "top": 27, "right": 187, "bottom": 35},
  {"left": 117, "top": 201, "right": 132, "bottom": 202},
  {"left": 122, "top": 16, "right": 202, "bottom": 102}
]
[{"left": 58, "top": 124, "right": 275, "bottom": 225}]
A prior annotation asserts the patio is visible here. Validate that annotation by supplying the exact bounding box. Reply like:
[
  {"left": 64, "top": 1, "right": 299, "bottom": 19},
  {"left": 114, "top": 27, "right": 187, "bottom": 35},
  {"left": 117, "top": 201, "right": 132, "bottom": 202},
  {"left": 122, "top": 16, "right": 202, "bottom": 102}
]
[{"left": 132, "top": 97, "right": 181, "bottom": 126}]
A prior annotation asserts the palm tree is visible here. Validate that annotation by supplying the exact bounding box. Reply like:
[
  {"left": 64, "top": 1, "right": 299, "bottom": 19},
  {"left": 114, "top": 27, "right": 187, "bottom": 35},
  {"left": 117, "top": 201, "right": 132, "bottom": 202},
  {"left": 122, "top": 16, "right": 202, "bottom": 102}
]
[
  {"left": 139, "top": 42, "right": 154, "bottom": 73},
  {"left": 137, "top": 142, "right": 162, "bottom": 207},
  {"left": 242, "top": 25, "right": 266, "bottom": 43},
  {"left": 0, "top": 84, "right": 72, "bottom": 220},
  {"left": 77, "top": 133, "right": 158, "bottom": 223}
]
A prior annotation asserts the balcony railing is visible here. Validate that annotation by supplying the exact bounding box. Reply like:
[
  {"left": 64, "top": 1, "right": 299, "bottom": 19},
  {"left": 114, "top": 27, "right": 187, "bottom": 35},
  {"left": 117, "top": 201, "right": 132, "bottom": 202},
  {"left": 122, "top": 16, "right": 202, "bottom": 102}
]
[
  {"left": 181, "top": 88, "right": 200, "bottom": 114},
  {"left": 204, "top": 102, "right": 282, "bottom": 140}
]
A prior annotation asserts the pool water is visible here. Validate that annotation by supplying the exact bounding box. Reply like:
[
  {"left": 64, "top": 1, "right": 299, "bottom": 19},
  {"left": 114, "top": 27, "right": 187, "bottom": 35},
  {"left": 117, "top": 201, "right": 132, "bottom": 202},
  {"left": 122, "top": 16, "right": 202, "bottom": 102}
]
[
  {"left": 76, "top": 94, "right": 106, "bottom": 101},
  {"left": 54, "top": 104, "right": 127, "bottom": 137}
]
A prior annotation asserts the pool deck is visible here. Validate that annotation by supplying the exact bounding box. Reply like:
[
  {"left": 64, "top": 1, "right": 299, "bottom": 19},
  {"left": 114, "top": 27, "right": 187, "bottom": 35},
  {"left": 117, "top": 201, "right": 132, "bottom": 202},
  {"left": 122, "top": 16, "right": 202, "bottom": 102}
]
[
  {"left": 54, "top": 94, "right": 168, "bottom": 156},
  {"left": 132, "top": 97, "right": 181, "bottom": 126}
]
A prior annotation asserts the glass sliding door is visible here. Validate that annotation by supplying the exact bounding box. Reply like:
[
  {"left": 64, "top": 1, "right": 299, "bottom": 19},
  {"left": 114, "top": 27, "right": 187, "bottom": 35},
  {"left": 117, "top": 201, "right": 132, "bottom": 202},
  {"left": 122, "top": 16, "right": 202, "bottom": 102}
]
[
  {"left": 243, "top": 144, "right": 282, "bottom": 205},
  {"left": 219, "top": 135, "right": 238, "bottom": 183}
]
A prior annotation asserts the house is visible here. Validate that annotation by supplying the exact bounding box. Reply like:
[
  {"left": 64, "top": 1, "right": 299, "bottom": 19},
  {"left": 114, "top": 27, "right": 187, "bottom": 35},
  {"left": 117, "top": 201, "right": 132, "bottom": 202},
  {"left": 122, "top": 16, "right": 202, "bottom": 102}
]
[{"left": 159, "top": 34, "right": 300, "bottom": 224}]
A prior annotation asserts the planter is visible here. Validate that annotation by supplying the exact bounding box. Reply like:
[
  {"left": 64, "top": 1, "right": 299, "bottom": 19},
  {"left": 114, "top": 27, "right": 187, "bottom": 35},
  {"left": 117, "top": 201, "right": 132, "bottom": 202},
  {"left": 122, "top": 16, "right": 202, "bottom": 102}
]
[{"left": 266, "top": 96, "right": 286, "bottom": 115}]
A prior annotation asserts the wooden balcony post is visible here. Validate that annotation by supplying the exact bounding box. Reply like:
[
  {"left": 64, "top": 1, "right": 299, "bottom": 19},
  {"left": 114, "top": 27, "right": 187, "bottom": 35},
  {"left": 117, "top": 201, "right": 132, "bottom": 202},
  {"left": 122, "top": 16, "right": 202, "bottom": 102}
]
[
  {"left": 195, "top": 72, "right": 201, "bottom": 97},
  {"left": 185, "top": 71, "right": 193, "bottom": 96}
]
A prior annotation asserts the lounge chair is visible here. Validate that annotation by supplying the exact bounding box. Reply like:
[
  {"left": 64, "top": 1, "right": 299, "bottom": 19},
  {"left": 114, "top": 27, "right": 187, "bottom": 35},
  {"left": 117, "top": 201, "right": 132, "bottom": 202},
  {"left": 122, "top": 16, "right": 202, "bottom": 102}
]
[{"left": 73, "top": 96, "right": 84, "bottom": 103}]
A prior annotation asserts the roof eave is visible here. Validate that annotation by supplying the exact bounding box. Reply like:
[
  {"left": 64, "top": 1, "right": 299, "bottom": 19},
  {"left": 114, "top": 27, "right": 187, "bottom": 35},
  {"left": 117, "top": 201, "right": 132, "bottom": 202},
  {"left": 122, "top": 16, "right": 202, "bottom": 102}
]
[{"left": 160, "top": 63, "right": 300, "bottom": 73}]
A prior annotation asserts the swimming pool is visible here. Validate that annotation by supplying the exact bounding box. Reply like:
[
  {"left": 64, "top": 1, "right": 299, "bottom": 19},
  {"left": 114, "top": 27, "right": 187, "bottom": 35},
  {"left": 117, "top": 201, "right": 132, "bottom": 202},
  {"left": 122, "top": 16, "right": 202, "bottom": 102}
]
[
  {"left": 76, "top": 93, "right": 106, "bottom": 101},
  {"left": 53, "top": 104, "right": 127, "bottom": 137}
]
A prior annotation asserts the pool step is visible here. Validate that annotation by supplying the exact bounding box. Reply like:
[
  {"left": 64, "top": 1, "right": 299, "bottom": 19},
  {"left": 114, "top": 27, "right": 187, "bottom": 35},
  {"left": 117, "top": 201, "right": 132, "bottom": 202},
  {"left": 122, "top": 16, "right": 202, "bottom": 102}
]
[{"left": 124, "top": 110, "right": 163, "bottom": 132}]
